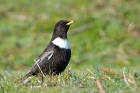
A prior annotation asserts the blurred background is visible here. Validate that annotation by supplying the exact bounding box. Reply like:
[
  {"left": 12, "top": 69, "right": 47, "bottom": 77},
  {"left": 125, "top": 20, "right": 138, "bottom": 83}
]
[{"left": 0, "top": 0, "right": 140, "bottom": 73}]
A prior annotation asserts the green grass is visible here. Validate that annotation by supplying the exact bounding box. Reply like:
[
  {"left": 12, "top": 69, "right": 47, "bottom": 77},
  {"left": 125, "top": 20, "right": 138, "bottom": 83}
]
[
  {"left": 0, "top": 68, "right": 140, "bottom": 93},
  {"left": 0, "top": 0, "right": 140, "bottom": 92}
]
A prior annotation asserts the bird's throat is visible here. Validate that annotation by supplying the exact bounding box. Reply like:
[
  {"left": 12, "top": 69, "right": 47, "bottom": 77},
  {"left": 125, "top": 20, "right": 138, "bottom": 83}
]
[{"left": 52, "top": 37, "right": 70, "bottom": 49}]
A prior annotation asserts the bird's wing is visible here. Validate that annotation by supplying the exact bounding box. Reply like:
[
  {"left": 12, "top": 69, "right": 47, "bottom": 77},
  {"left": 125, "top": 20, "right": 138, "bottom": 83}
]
[
  {"left": 26, "top": 49, "right": 54, "bottom": 76},
  {"left": 35, "top": 49, "right": 54, "bottom": 64}
]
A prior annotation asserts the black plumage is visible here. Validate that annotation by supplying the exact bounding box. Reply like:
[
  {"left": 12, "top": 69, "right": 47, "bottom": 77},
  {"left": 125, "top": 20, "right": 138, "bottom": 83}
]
[{"left": 26, "top": 20, "right": 74, "bottom": 76}]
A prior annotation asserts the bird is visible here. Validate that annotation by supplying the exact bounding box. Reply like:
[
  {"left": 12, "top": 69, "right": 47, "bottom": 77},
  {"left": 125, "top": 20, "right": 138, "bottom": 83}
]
[{"left": 26, "top": 20, "right": 75, "bottom": 77}]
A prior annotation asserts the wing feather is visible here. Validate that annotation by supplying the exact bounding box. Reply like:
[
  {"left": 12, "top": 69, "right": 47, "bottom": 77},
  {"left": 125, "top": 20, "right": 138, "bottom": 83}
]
[
  {"left": 26, "top": 48, "right": 54, "bottom": 76},
  {"left": 36, "top": 50, "right": 54, "bottom": 63}
]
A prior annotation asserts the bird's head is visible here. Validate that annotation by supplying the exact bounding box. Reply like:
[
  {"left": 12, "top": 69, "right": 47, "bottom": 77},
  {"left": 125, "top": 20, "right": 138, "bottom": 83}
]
[{"left": 53, "top": 20, "right": 75, "bottom": 39}]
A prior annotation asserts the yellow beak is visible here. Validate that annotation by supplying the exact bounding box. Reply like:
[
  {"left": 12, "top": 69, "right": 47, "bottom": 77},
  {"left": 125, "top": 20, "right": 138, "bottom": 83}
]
[{"left": 66, "top": 20, "right": 75, "bottom": 25}]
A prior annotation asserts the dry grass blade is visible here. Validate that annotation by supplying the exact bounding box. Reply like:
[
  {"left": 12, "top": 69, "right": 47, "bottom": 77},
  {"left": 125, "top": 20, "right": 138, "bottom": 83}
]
[
  {"left": 30, "top": 85, "right": 42, "bottom": 89},
  {"left": 86, "top": 69, "right": 94, "bottom": 75},
  {"left": 23, "top": 77, "right": 33, "bottom": 84},
  {"left": 86, "top": 69, "right": 96, "bottom": 80},
  {"left": 127, "top": 73, "right": 136, "bottom": 85},
  {"left": 96, "top": 80, "right": 106, "bottom": 93},
  {"left": 129, "top": 73, "right": 136, "bottom": 85},
  {"left": 100, "top": 67, "right": 135, "bottom": 84},
  {"left": 123, "top": 67, "right": 131, "bottom": 88},
  {"left": 102, "top": 75, "right": 110, "bottom": 81},
  {"left": 0, "top": 85, "right": 3, "bottom": 89},
  {"left": 100, "top": 67, "right": 123, "bottom": 78},
  {"left": 34, "top": 60, "right": 45, "bottom": 77}
]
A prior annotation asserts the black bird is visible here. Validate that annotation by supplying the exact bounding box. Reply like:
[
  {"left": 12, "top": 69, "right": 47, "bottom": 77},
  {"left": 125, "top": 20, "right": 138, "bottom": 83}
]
[{"left": 26, "top": 20, "right": 75, "bottom": 77}]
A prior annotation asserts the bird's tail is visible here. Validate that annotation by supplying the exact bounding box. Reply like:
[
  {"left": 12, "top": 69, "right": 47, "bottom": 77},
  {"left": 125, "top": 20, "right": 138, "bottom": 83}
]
[{"left": 25, "top": 70, "right": 37, "bottom": 77}]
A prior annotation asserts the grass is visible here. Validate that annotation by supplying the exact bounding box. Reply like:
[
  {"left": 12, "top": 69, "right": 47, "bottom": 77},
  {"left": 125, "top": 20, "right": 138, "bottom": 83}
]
[
  {"left": 0, "top": 0, "right": 140, "bottom": 92},
  {"left": 0, "top": 68, "right": 140, "bottom": 93}
]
